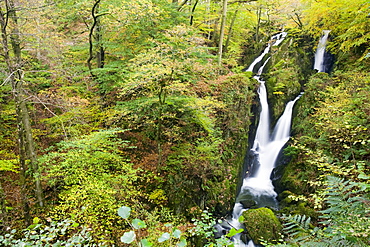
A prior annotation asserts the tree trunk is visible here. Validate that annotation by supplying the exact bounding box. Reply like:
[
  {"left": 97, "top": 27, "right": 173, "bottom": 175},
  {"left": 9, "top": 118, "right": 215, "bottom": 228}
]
[
  {"left": 0, "top": 0, "right": 44, "bottom": 213},
  {"left": 87, "top": 0, "right": 102, "bottom": 76},
  {"left": 189, "top": 0, "right": 199, "bottom": 25},
  {"left": 224, "top": 7, "right": 239, "bottom": 53},
  {"left": 16, "top": 86, "right": 44, "bottom": 208},
  {"left": 157, "top": 82, "right": 165, "bottom": 167},
  {"left": 16, "top": 94, "right": 32, "bottom": 224},
  {"left": 206, "top": 0, "right": 211, "bottom": 39},
  {"left": 255, "top": 6, "right": 262, "bottom": 43},
  {"left": 217, "top": 0, "right": 228, "bottom": 66},
  {"left": 211, "top": 18, "right": 219, "bottom": 45},
  {"left": 96, "top": 17, "right": 105, "bottom": 68}
]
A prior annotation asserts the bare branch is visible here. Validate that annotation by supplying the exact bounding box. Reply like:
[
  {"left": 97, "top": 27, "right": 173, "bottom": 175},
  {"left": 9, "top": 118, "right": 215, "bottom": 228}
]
[
  {"left": 229, "top": 0, "right": 257, "bottom": 4},
  {"left": 29, "top": 93, "right": 68, "bottom": 139},
  {"left": 1, "top": 68, "right": 21, "bottom": 87},
  {"left": 177, "top": 0, "right": 190, "bottom": 11}
]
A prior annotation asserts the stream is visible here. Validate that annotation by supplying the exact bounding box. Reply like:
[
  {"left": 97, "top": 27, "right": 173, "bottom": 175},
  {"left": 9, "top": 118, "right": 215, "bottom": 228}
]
[
  {"left": 218, "top": 30, "right": 330, "bottom": 246},
  {"left": 217, "top": 32, "right": 303, "bottom": 246}
]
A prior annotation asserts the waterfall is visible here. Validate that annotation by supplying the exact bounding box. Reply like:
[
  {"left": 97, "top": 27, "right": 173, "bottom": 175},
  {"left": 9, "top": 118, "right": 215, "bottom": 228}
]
[
  {"left": 225, "top": 32, "right": 301, "bottom": 247},
  {"left": 251, "top": 59, "right": 271, "bottom": 150},
  {"left": 246, "top": 32, "right": 287, "bottom": 73},
  {"left": 313, "top": 30, "right": 331, "bottom": 72}
]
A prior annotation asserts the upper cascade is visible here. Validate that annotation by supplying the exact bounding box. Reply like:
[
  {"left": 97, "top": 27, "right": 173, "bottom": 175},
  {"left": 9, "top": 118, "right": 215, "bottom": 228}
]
[
  {"left": 314, "top": 30, "right": 331, "bottom": 72},
  {"left": 246, "top": 32, "right": 287, "bottom": 73}
]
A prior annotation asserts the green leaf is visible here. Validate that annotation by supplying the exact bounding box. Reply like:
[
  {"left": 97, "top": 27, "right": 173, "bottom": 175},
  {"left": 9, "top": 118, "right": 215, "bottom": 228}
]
[
  {"left": 226, "top": 228, "right": 243, "bottom": 237},
  {"left": 358, "top": 173, "right": 369, "bottom": 179},
  {"left": 172, "top": 228, "right": 182, "bottom": 239},
  {"left": 158, "top": 232, "right": 170, "bottom": 242},
  {"left": 132, "top": 218, "right": 147, "bottom": 229},
  {"left": 177, "top": 238, "right": 187, "bottom": 247},
  {"left": 164, "top": 223, "right": 173, "bottom": 227},
  {"left": 33, "top": 217, "right": 40, "bottom": 224},
  {"left": 238, "top": 215, "right": 245, "bottom": 223},
  {"left": 141, "top": 239, "right": 153, "bottom": 247},
  {"left": 120, "top": 231, "right": 136, "bottom": 243},
  {"left": 118, "top": 206, "right": 131, "bottom": 219}
]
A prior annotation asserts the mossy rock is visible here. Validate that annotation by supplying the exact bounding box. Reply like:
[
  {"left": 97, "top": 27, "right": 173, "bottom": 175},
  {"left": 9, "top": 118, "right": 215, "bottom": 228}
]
[
  {"left": 277, "top": 191, "right": 319, "bottom": 221},
  {"left": 242, "top": 207, "right": 282, "bottom": 244}
]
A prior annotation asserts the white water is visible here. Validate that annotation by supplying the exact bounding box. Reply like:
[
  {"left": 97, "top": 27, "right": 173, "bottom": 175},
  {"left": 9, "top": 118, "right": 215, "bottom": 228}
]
[
  {"left": 313, "top": 30, "right": 331, "bottom": 72},
  {"left": 246, "top": 32, "right": 287, "bottom": 72},
  {"left": 246, "top": 45, "right": 272, "bottom": 72},
  {"left": 244, "top": 93, "right": 302, "bottom": 198},
  {"left": 229, "top": 32, "right": 302, "bottom": 247}
]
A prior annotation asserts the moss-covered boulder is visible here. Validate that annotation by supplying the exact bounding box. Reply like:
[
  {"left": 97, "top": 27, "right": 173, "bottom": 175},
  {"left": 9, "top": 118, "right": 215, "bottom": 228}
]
[
  {"left": 264, "top": 30, "right": 314, "bottom": 121},
  {"left": 242, "top": 207, "right": 282, "bottom": 244}
]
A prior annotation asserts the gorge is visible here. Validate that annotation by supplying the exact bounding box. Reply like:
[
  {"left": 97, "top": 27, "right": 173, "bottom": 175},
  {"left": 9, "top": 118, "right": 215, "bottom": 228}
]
[{"left": 221, "top": 29, "right": 330, "bottom": 246}]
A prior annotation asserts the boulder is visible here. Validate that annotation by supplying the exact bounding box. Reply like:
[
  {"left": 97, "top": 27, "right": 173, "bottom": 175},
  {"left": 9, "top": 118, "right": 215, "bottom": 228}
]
[{"left": 241, "top": 207, "right": 282, "bottom": 245}]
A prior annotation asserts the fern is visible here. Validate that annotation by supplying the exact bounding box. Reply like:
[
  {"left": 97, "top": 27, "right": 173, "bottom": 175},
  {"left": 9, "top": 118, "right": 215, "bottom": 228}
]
[
  {"left": 283, "top": 214, "right": 310, "bottom": 233},
  {"left": 281, "top": 176, "right": 369, "bottom": 247},
  {"left": 319, "top": 176, "right": 370, "bottom": 246},
  {"left": 281, "top": 214, "right": 314, "bottom": 242}
]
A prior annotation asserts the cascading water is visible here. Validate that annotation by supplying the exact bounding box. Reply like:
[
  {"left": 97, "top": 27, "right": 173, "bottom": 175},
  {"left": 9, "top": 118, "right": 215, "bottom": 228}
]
[
  {"left": 246, "top": 32, "right": 287, "bottom": 73},
  {"left": 221, "top": 32, "right": 302, "bottom": 247},
  {"left": 313, "top": 30, "right": 331, "bottom": 72}
]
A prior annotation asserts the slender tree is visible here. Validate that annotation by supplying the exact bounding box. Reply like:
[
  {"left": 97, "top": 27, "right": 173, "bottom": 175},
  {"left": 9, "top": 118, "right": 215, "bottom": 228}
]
[
  {"left": 224, "top": 6, "right": 239, "bottom": 52},
  {"left": 87, "top": 0, "right": 106, "bottom": 77},
  {"left": 189, "top": 0, "right": 199, "bottom": 25},
  {"left": 255, "top": 4, "right": 262, "bottom": 42},
  {"left": 0, "top": 0, "right": 44, "bottom": 219},
  {"left": 218, "top": 0, "right": 228, "bottom": 66}
]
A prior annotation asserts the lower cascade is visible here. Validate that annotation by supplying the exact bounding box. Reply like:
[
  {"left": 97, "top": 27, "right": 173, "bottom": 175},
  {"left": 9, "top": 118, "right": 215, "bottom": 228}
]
[{"left": 218, "top": 32, "right": 302, "bottom": 246}]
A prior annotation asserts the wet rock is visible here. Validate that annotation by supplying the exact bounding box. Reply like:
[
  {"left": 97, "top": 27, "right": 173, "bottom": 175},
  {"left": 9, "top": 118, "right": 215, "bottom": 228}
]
[{"left": 239, "top": 199, "right": 257, "bottom": 209}]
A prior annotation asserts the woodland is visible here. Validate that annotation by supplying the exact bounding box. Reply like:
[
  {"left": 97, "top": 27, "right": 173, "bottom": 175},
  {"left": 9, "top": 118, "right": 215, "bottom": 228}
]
[{"left": 0, "top": 0, "right": 369, "bottom": 246}]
